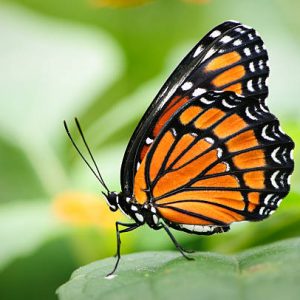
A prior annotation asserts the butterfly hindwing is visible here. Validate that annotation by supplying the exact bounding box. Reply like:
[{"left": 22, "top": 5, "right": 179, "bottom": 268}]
[
  {"left": 133, "top": 91, "right": 294, "bottom": 231},
  {"left": 121, "top": 21, "right": 269, "bottom": 196}
]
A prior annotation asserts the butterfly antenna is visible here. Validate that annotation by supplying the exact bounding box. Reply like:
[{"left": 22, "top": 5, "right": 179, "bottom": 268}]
[
  {"left": 63, "top": 119, "right": 110, "bottom": 194},
  {"left": 74, "top": 118, "right": 110, "bottom": 193}
]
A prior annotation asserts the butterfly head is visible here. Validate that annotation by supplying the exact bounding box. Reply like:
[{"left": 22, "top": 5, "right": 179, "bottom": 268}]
[{"left": 103, "top": 191, "right": 119, "bottom": 212}]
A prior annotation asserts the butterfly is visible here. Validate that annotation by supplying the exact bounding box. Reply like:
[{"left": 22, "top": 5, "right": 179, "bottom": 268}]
[{"left": 64, "top": 20, "right": 294, "bottom": 277}]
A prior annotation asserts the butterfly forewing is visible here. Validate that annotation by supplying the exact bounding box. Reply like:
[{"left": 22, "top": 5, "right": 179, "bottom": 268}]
[
  {"left": 133, "top": 91, "right": 294, "bottom": 228},
  {"left": 121, "top": 21, "right": 270, "bottom": 196}
]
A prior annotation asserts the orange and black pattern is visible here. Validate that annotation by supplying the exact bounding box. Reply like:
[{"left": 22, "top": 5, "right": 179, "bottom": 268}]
[
  {"left": 133, "top": 91, "right": 294, "bottom": 233},
  {"left": 66, "top": 21, "right": 295, "bottom": 275},
  {"left": 121, "top": 21, "right": 270, "bottom": 195}
]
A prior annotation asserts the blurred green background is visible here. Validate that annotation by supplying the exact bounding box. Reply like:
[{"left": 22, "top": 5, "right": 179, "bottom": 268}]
[{"left": 0, "top": 0, "right": 299, "bottom": 299}]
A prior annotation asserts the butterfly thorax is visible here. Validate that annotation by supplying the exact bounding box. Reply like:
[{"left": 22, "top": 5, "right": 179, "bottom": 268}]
[{"left": 105, "top": 192, "right": 160, "bottom": 229}]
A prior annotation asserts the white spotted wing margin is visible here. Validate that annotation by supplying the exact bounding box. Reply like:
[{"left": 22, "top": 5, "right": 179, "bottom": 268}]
[{"left": 139, "top": 91, "right": 294, "bottom": 233}]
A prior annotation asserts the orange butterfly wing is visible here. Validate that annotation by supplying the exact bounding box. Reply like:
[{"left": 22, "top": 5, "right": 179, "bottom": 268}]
[
  {"left": 121, "top": 21, "right": 270, "bottom": 197},
  {"left": 133, "top": 92, "right": 294, "bottom": 232}
]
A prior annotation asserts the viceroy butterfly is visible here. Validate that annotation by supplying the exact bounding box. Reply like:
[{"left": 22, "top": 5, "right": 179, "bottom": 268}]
[{"left": 64, "top": 20, "right": 294, "bottom": 276}]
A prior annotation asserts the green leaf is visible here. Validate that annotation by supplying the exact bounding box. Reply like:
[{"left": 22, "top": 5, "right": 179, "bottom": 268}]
[{"left": 57, "top": 238, "right": 300, "bottom": 300}]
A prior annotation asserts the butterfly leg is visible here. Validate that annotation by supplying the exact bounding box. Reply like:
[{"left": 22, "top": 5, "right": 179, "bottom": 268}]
[
  {"left": 111, "top": 221, "right": 140, "bottom": 257},
  {"left": 106, "top": 221, "right": 140, "bottom": 277},
  {"left": 161, "top": 223, "right": 194, "bottom": 260}
]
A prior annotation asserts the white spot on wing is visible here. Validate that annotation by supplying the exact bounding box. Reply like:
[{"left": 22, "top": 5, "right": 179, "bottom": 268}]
[
  {"left": 271, "top": 147, "right": 281, "bottom": 164},
  {"left": 290, "top": 149, "right": 294, "bottom": 160},
  {"left": 224, "top": 162, "right": 230, "bottom": 171},
  {"left": 222, "top": 99, "right": 235, "bottom": 108},
  {"left": 146, "top": 137, "right": 153, "bottom": 145},
  {"left": 262, "top": 125, "right": 275, "bottom": 141},
  {"left": 233, "top": 39, "right": 242, "bottom": 46},
  {"left": 205, "top": 137, "right": 214, "bottom": 144},
  {"left": 210, "top": 30, "right": 221, "bottom": 38},
  {"left": 217, "top": 148, "right": 223, "bottom": 158},
  {"left": 278, "top": 126, "right": 285, "bottom": 135},
  {"left": 259, "top": 103, "right": 268, "bottom": 113},
  {"left": 264, "top": 194, "right": 273, "bottom": 205},
  {"left": 220, "top": 36, "right": 233, "bottom": 43},
  {"left": 171, "top": 128, "right": 177, "bottom": 137},
  {"left": 181, "top": 224, "right": 194, "bottom": 231},
  {"left": 255, "top": 45, "right": 261, "bottom": 53},
  {"left": 192, "top": 88, "right": 206, "bottom": 97},
  {"left": 244, "top": 48, "right": 251, "bottom": 56},
  {"left": 151, "top": 206, "right": 156, "bottom": 213},
  {"left": 181, "top": 81, "right": 193, "bottom": 91},
  {"left": 271, "top": 171, "right": 280, "bottom": 189},
  {"left": 288, "top": 175, "right": 292, "bottom": 185},
  {"left": 200, "top": 97, "right": 214, "bottom": 104},
  {"left": 265, "top": 77, "right": 269, "bottom": 87},
  {"left": 245, "top": 107, "right": 257, "bottom": 120},
  {"left": 257, "top": 77, "right": 262, "bottom": 89},
  {"left": 193, "top": 226, "right": 204, "bottom": 233},
  {"left": 195, "top": 225, "right": 214, "bottom": 233},
  {"left": 179, "top": 224, "right": 216, "bottom": 233},
  {"left": 259, "top": 207, "right": 265, "bottom": 215},
  {"left": 249, "top": 62, "right": 255, "bottom": 72},
  {"left": 193, "top": 45, "right": 204, "bottom": 57},
  {"left": 235, "top": 27, "right": 243, "bottom": 33},
  {"left": 282, "top": 148, "right": 287, "bottom": 162},
  {"left": 247, "top": 80, "right": 255, "bottom": 92}
]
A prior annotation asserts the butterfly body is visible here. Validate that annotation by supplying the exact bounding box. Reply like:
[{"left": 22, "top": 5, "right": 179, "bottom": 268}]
[
  {"left": 108, "top": 191, "right": 230, "bottom": 235},
  {"left": 65, "top": 20, "right": 294, "bottom": 276},
  {"left": 105, "top": 191, "right": 162, "bottom": 229}
]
